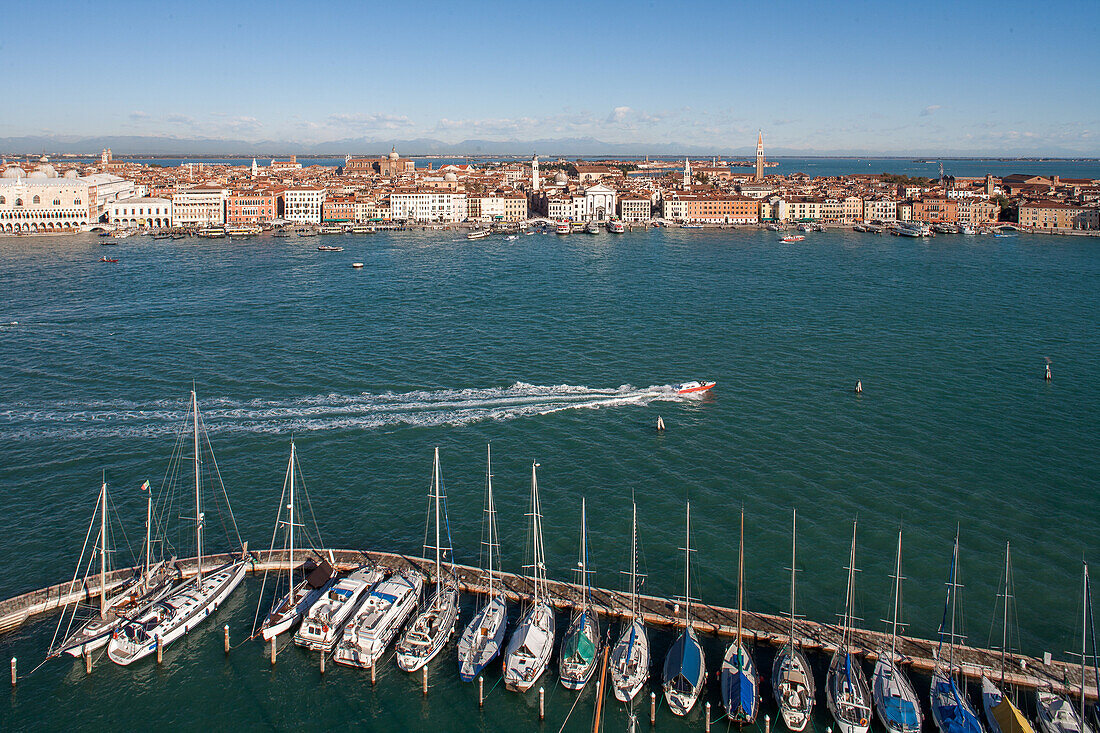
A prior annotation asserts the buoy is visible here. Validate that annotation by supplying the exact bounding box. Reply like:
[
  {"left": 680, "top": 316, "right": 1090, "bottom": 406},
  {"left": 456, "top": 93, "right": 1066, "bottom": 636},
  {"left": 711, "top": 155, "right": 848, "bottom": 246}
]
[
  {"left": 1045, "top": 364, "right": 1052, "bottom": 381},
  {"left": 656, "top": 416, "right": 666, "bottom": 431},
  {"left": 855, "top": 380, "right": 863, "bottom": 394}
]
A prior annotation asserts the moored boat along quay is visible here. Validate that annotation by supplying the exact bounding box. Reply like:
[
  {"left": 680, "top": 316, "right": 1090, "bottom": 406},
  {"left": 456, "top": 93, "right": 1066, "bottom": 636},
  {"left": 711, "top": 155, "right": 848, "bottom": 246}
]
[{"left": 2, "top": 548, "right": 1095, "bottom": 703}]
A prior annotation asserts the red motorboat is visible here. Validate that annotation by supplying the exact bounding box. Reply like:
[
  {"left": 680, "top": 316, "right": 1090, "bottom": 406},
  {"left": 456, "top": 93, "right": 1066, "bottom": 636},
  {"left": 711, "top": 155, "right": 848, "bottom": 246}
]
[
  {"left": 99, "top": 257, "right": 118, "bottom": 263},
  {"left": 675, "top": 381, "right": 715, "bottom": 395}
]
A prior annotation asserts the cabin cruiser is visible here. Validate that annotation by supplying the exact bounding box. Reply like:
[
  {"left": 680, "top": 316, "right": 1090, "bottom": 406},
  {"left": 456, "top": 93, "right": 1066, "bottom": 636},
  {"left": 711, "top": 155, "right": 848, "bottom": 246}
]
[
  {"left": 467, "top": 229, "right": 490, "bottom": 240},
  {"left": 335, "top": 571, "right": 424, "bottom": 669},
  {"left": 556, "top": 221, "right": 571, "bottom": 235},
  {"left": 293, "top": 566, "right": 383, "bottom": 652},
  {"left": 609, "top": 220, "right": 625, "bottom": 233}
]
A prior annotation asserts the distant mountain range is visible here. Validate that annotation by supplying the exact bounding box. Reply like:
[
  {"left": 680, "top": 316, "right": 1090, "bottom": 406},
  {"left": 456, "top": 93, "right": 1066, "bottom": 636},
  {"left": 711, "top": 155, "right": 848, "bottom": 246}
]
[{"left": 0, "top": 134, "right": 1094, "bottom": 159}]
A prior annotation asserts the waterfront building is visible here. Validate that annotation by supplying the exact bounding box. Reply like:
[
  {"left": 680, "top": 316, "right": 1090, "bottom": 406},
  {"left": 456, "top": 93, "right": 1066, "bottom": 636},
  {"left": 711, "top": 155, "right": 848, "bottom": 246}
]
[
  {"left": 0, "top": 173, "right": 90, "bottom": 233},
  {"left": 322, "top": 197, "right": 356, "bottom": 223},
  {"left": 81, "top": 173, "right": 138, "bottom": 221},
  {"left": 956, "top": 198, "right": 999, "bottom": 226},
  {"left": 912, "top": 196, "right": 958, "bottom": 223},
  {"left": 108, "top": 197, "right": 172, "bottom": 228},
  {"left": 862, "top": 197, "right": 897, "bottom": 222},
  {"left": 842, "top": 195, "right": 864, "bottom": 221},
  {"left": 389, "top": 190, "right": 466, "bottom": 222},
  {"left": 226, "top": 189, "right": 277, "bottom": 225},
  {"left": 353, "top": 199, "right": 386, "bottom": 222},
  {"left": 584, "top": 184, "right": 616, "bottom": 221},
  {"left": 470, "top": 193, "right": 526, "bottom": 222},
  {"left": 618, "top": 195, "right": 653, "bottom": 222},
  {"left": 820, "top": 198, "right": 844, "bottom": 221},
  {"left": 283, "top": 187, "right": 326, "bottom": 224},
  {"left": 777, "top": 196, "right": 824, "bottom": 222},
  {"left": 661, "top": 193, "right": 759, "bottom": 223},
  {"left": 172, "top": 185, "right": 228, "bottom": 226},
  {"left": 1018, "top": 200, "right": 1099, "bottom": 230}
]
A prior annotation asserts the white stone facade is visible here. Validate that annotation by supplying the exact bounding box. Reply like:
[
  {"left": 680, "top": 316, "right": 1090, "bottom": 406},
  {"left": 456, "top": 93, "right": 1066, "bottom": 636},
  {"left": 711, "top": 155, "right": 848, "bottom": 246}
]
[
  {"left": 172, "top": 187, "right": 227, "bottom": 226},
  {"left": 284, "top": 188, "right": 326, "bottom": 224},
  {"left": 0, "top": 179, "right": 90, "bottom": 233},
  {"left": 389, "top": 191, "right": 467, "bottom": 222},
  {"left": 109, "top": 197, "right": 172, "bottom": 228}
]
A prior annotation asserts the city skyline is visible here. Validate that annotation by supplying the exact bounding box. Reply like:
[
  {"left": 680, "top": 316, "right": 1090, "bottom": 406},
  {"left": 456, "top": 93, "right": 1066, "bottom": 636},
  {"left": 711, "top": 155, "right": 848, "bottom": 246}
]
[{"left": 2, "top": 0, "right": 1099, "bottom": 156}]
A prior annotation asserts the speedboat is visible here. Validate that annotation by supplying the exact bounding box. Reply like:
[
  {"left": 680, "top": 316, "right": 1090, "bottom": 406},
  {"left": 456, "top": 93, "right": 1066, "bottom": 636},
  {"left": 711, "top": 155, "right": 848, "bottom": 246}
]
[
  {"left": 781, "top": 235, "right": 806, "bottom": 242},
  {"left": 294, "top": 565, "right": 383, "bottom": 652},
  {"left": 99, "top": 257, "right": 118, "bottom": 263},
  {"left": 335, "top": 571, "right": 423, "bottom": 669},
  {"left": 675, "top": 381, "right": 715, "bottom": 395},
  {"left": 317, "top": 245, "right": 344, "bottom": 252},
  {"left": 351, "top": 262, "right": 364, "bottom": 269},
  {"left": 680, "top": 223, "right": 704, "bottom": 229}
]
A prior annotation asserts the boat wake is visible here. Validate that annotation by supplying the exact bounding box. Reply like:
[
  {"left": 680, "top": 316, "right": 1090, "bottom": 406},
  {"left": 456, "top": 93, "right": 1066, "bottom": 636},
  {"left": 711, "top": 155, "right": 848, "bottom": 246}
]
[{"left": 0, "top": 382, "right": 692, "bottom": 439}]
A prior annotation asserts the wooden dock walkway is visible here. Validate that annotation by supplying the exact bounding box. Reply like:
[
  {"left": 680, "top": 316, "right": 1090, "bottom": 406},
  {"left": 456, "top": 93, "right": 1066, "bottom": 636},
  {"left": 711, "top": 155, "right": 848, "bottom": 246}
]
[{"left": 1, "top": 547, "right": 1094, "bottom": 702}]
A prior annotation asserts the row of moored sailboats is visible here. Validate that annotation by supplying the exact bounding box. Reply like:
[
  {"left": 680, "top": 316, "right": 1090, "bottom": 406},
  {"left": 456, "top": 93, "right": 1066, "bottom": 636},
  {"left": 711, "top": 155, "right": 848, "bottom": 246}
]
[{"left": 46, "top": 392, "right": 1098, "bottom": 733}]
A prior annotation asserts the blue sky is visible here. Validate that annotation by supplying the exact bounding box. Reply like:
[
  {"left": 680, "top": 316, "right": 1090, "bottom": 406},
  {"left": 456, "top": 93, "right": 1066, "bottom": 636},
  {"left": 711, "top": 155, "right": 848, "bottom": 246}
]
[{"left": 2, "top": 0, "right": 1098, "bottom": 154}]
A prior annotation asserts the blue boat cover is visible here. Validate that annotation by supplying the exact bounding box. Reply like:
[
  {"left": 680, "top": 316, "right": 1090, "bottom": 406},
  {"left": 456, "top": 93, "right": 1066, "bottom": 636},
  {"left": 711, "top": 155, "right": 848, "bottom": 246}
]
[
  {"left": 933, "top": 678, "right": 983, "bottom": 733},
  {"left": 883, "top": 696, "right": 920, "bottom": 728},
  {"left": 370, "top": 591, "right": 398, "bottom": 603},
  {"left": 724, "top": 647, "right": 757, "bottom": 717},
  {"left": 664, "top": 630, "right": 703, "bottom": 693}
]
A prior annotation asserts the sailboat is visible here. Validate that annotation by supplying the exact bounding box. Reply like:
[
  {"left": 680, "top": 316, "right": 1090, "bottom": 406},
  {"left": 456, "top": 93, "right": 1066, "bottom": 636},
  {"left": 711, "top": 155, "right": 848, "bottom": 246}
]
[
  {"left": 609, "top": 500, "right": 650, "bottom": 703},
  {"left": 1087, "top": 564, "right": 1100, "bottom": 733},
  {"left": 930, "top": 531, "right": 985, "bottom": 733},
  {"left": 256, "top": 440, "right": 336, "bottom": 641},
  {"left": 981, "top": 542, "right": 1036, "bottom": 733},
  {"left": 662, "top": 502, "right": 706, "bottom": 716},
  {"left": 872, "top": 528, "right": 924, "bottom": 733},
  {"left": 108, "top": 389, "right": 249, "bottom": 666},
  {"left": 559, "top": 497, "right": 601, "bottom": 690},
  {"left": 503, "top": 461, "right": 556, "bottom": 692},
  {"left": 457, "top": 444, "right": 508, "bottom": 682},
  {"left": 1037, "top": 561, "right": 1096, "bottom": 733},
  {"left": 772, "top": 509, "right": 815, "bottom": 732},
  {"left": 721, "top": 507, "right": 760, "bottom": 723},
  {"left": 396, "top": 447, "right": 462, "bottom": 672},
  {"left": 50, "top": 478, "right": 177, "bottom": 659},
  {"left": 826, "top": 521, "right": 872, "bottom": 733}
]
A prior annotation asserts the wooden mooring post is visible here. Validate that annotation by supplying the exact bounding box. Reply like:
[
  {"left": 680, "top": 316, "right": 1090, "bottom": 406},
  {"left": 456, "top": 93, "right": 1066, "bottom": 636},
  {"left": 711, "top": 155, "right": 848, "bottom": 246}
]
[
  {"left": 539, "top": 686, "right": 545, "bottom": 720},
  {"left": 319, "top": 650, "right": 325, "bottom": 675},
  {"left": 155, "top": 635, "right": 162, "bottom": 664},
  {"left": 84, "top": 646, "right": 92, "bottom": 674},
  {"left": 422, "top": 666, "right": 428, "bottom": 696},
  {"left": 10, "top": 657, "right": 15, "bottom": 687},
  {"left": 478, "top": 675, "right": 484, "bottom": 707},
  {"left": 269, "top": 636, "right": 276, "bottom": 666},
  {"left": 370, "top": 663, "right": 376, "bottom": 685},
  {"left": 704, "top": 701, "right": 711, "bottom": 732},
  {"left": 223, "top": 625, "right": 230, "bottom": 654},
  {"left": 649, "top": 691, "right": 656, "bottom": 725}
]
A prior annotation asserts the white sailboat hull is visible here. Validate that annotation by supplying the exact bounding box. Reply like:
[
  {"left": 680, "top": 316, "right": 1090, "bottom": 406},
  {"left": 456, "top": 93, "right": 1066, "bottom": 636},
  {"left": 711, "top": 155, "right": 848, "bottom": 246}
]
[
  {"left": 503, "top": 602, "right": 555, "bottom": 692},
  {"left": 107, "top": 559, "right": 247, "bottom": 666},
  {"left": 610, "top": 619, "right": 650, "bottom": 703},
  {"left": 261, "top": 579, "right": 333, "bottom": 641},
  {"left": 457, "top": 594, "right": 507, "bottom": 682},
  {"left": 396, "top": 585, "right": 460, "bottom": 672}
]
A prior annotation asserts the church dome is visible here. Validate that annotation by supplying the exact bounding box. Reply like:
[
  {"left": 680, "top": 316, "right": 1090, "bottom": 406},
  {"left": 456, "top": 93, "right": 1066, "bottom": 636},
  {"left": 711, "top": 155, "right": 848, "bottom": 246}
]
[
  {"left": 28, "top": 170, "right": 48, "bottom": 179},
  {"left": 63, "top": 169, "right": 79, "bottom": 179},
  {"left": 389, "top": 148, "right": 399, "bottom": 160},
  {"left": 39, "top": 155, "right": 49, "bottom": 163},
  {"left": 2, "top": 166, "right": 24, "bottom": 179},
  {"left": 34, "top": 164, "right": 58, "bottom": 178},
  {"left": 443, "top": 171, "right": 458, "bottom": 182},
  {"left": 554, "top": 170, "right": 568, "bottom": 184}
]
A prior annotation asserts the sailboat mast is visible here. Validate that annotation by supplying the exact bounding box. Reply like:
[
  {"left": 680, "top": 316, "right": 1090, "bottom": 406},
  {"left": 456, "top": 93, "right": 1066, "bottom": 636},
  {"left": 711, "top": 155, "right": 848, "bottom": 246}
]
[
  {"left": 434, "top": 448, "right": 441, "bottom": 581},
  {"left": 288, "top": 441, "right": 295, "bottom": 592},
  {"left": 486, "top": 444, "right": 495, "bottom": 596},
  {"left": 192, "top": 389, "right": 203, "bottom": 580},
  {"left": 1001, "top": 542, "right": 1010, "bottom": 687},
  {"left": 949, "top": 532, "right": 959, "bottom": 669},
  {"left": 144, "top": 486, "right": 152, "bottom": 580},
  {"left": 630, "top": 502, "right": 638, "bottom": 619},
  {"left": 789, "top": 509, "right": 797, "bottom": 644},
  {"left": 1084, "top": 561, "right": 1089, "bottom": 729},
  {"left": 890, "top": 528, "right": 902, "bottom": 663},
  {"left": 736, "top": 507, "right": 744, "bottom": 644},
  {"left": 684, "top": 502, "right": 692, "bottom": 623},
  {"left": 99, "top": 480, "right": 107, "bottom": 618},
  {"left": 843, "top": 521, "right": 857, "bottom": 649},
  {"left": 531, "top": 461, "right": 542, "bottom": 604},
  {"left": 581, "top": 498, "right": 589, "bottom": 608}
]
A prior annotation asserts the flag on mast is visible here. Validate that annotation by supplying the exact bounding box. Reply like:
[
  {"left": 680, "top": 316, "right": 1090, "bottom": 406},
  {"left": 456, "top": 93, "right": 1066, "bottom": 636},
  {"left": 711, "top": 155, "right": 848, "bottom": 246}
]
[{"left": 139, "top": 480, "right": 150, "bottom": 492}]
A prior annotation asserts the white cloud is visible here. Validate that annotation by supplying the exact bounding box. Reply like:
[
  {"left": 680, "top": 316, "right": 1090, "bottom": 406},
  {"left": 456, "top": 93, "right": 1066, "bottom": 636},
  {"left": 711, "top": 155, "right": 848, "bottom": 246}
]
[{"left": 920, "top": 105, "right": 942, "bottom": 116}]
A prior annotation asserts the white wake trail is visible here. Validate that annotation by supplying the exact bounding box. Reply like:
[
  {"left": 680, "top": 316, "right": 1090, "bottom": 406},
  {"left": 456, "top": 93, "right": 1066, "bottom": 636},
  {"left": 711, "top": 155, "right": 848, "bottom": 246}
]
[{"left": 0, "top": 382, "right": 689, "bottom": 440}]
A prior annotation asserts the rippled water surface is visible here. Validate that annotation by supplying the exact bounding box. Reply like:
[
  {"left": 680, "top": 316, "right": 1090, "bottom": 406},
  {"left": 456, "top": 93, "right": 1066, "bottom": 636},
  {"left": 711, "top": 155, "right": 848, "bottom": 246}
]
[{"left": 0, "top": 228, "right": 1096, "bottom": 731}]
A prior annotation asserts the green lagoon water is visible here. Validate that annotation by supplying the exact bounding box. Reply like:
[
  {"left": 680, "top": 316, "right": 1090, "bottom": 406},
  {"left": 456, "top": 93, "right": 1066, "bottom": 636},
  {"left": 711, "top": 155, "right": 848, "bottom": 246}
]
[{"left": 0, "top": 227, "right": 1096, "bottom": 731}]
